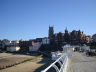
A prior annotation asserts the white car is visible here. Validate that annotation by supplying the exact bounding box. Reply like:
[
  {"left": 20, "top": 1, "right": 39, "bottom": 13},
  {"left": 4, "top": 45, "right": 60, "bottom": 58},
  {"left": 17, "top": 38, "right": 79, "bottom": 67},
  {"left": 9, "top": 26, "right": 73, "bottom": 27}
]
[{"left": 73, "top": 48, "right": 76, "bottom": 52}]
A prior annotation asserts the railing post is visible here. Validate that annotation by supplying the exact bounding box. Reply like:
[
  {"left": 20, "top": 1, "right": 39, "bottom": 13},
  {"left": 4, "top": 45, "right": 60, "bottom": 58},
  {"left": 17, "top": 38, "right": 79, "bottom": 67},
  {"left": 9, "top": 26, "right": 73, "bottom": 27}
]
[{"left": 53, "top": 64, "right": 60, "bottom": 72}]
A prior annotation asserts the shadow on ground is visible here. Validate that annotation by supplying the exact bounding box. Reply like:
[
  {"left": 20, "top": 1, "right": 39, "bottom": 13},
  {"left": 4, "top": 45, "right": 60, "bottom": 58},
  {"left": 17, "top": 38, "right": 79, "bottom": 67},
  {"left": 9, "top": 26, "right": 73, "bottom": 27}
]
[{"left": 34, "top": 57, "right": 54, "bottom": 72}]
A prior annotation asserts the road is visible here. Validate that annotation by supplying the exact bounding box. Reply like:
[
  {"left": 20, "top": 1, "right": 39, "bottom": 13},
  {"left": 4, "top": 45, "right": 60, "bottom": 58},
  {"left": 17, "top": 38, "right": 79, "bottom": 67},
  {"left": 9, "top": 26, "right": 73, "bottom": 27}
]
[{"left": 67, "top": 52, "right": 96, "bottom": 72}]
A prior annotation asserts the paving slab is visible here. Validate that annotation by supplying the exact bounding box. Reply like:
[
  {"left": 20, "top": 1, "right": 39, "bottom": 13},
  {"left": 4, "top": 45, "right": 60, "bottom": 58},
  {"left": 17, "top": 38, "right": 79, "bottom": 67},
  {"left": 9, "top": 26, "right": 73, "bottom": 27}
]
[{"left": 67, "top": 52, "right": 96, "bottom": 72}]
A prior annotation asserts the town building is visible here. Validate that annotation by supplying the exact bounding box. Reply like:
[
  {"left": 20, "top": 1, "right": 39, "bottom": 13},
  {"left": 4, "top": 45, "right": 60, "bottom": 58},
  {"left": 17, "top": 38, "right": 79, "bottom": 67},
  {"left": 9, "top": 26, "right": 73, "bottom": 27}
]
[
  {"left": 10, "top": 40, "right": 19, "bottom": 46},
  {"left": 19, "top": 40, "right": 32, "bottom": 52},
  {"left": 92, "top": 34, "right": 96, "bottom": 42},
  {"left": 29, "top": 42, "right": 42, "bottom": 51},
  {"left": 48, "top": 27, "right": 91, "bottom": 45},
  {"left": 2, "top": 39, "right": 11, "bottom": 46},
  {"left": 64, "top": 28, "right": 70, "bottom": 43},
  {"left": 7, "top": 46, "right": 20, "bottom": 52},
  {"left": 0, "top": 40, "right": 3, "bottom": 50},
  {"left": 42, "top": 37, "right": 50, "bottom": 44},
  {"left": 48, "top": 26, "right": 54, "bottom": 39}
]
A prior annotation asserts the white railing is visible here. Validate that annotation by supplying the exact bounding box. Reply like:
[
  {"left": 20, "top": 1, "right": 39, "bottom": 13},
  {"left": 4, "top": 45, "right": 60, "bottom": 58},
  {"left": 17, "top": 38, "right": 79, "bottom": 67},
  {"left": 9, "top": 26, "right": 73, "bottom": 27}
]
[
  {"left": 41, "top": 52, "right": 70, "bottom": 72},
  {"left": 51, "top": 51, "right": 63, "bottom": 60}
]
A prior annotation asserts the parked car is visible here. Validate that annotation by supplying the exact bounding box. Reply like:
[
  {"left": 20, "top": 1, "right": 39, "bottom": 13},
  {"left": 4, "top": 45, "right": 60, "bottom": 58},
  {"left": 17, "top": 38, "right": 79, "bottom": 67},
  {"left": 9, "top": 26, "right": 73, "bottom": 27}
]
[
  {"left": 73, "top": 48, "right": 76, "bottom": 52},
  {"left": 86, "top": 49, "right": 96, "bottom": 56},
  {"left": 79, "top": 49, "right": 84, "bottom": 52}
]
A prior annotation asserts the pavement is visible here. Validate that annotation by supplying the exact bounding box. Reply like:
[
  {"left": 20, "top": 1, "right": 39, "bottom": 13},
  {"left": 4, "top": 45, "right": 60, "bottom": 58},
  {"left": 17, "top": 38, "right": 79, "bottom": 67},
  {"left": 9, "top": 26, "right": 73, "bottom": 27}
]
[{"left": 67, "top": 52, "right": 96, "bottom": 72}]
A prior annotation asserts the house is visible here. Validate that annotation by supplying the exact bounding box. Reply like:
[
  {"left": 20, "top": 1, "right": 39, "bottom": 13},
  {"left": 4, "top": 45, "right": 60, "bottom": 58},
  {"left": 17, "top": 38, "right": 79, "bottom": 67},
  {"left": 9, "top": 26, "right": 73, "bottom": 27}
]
[
  {"left": 10, "top": 40, "right": 19, "bottom": 46},
  {"left": 2, "top": 39, "right": 11, "bottom": 46},
  {"left": 0, "top": 40, "right": 2, "bottom": 49},
  {"left": 42, "top": 37, "right": 50, "bottom": 44},
  {"left": 19, "top": 40, "right": 31, "bottom": 52},
  {"left": 7, "top": 46, "right": 20, "bottom": 52},
  {"left": 34, "top": 38, "right": 42, "bottom": 42},
  {"left": 29, "top": 42, "right": 42, "bottom": 51},
  {"left": 1, "top": 39, "right": 11, "bottom": 50},
  {"left": 92, "top": 34, "right": 96, "bottom": 42}
]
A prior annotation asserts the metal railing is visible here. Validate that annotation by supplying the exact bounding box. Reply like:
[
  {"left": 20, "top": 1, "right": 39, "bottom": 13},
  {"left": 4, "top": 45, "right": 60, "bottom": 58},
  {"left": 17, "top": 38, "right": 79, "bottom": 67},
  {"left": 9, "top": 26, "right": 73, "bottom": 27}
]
[{"left": 41, "top": 52, "right": 70, "bottom": 72}]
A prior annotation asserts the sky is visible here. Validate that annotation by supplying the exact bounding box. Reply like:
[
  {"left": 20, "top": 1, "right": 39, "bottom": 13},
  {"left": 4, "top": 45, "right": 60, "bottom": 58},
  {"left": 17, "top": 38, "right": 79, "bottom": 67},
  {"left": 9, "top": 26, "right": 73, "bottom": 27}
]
[{"left": 0, "top": 0, "right": 96, "bottom": 40}]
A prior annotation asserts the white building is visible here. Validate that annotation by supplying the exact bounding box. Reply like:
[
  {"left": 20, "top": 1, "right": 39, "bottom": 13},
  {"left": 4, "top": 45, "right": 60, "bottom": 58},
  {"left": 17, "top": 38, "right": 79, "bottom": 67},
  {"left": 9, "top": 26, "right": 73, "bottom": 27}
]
[
  {"left": 1, "top": 40, "right": 19, "bottom": 46},
  {"left": 29, "top": 42, "right": 42, "bottom": 51},
  {"left": 10, "top": 40, "right": 19, "bottom": 46},
  {"left": 7, "top": 46, "right": 20, "bottom": 52},
  {"left": 42, "top": 37, "right": 50, "bottom": 44}
]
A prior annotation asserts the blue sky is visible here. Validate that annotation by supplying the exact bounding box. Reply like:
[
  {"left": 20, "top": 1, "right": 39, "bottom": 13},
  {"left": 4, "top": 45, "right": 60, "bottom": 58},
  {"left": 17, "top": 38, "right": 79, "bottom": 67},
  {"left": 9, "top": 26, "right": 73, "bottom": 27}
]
[{"left": 0, "top": 0, "right": 96, "bottom": 40}]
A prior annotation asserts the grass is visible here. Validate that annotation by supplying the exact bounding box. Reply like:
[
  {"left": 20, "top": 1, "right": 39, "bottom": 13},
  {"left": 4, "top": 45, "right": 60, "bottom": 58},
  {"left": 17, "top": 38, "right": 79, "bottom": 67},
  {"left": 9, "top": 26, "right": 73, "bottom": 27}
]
[
  {"left": 0, "top": 55, "right": 43, "bottom": 70},
  {"left": 21, "top": 55, "right": 43, "bottom": 64}
]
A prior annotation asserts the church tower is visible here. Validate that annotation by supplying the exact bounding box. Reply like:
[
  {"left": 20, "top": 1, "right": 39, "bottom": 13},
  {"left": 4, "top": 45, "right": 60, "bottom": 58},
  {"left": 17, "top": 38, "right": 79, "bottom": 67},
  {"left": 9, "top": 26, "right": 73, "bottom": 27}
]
[
  {"left": 48, "top": 26, "right": 54, "bottom": 39},
  {"left": 64, "top": 27, "right": 70, "bottom": 43},
  {"left": 65, "top": 27, "right": 68, "bottom": 33}
]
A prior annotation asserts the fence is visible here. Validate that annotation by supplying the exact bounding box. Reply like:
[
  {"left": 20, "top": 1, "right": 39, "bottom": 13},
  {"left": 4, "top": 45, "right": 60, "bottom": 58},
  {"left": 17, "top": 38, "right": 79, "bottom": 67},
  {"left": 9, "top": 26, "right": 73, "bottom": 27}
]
[{"left": 41, "top": 52, "right": 70, "bottom": 72}]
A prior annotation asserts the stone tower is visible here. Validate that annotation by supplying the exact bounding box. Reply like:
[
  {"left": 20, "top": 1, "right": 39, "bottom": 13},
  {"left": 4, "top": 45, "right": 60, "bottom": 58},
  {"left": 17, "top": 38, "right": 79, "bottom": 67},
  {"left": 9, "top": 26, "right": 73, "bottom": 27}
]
[
  {"left": 48, "top": 26, "right": 54, "bottom": 39},
  {"left": 64, "top": 27, "right": 70, "bottom": 43}
]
